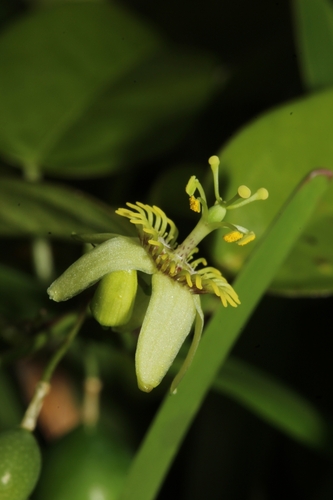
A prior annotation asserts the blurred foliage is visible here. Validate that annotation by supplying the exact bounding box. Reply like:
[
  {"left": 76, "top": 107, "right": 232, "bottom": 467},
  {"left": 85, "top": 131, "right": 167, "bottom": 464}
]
[
  {"left": 0, "top": 1, "right": 333, "bottom": 499},
  {"left": 214, "top": 89, "right": 333, "bottom": 294},
  {"left": 0, "top": 2, "right": 218, "bottom": 177}
]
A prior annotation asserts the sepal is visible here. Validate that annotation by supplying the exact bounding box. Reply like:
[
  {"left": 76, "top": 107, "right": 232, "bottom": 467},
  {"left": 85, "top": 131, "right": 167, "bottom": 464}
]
[{"left": 47, "top": 236, "right": 155, "bottom": 302}]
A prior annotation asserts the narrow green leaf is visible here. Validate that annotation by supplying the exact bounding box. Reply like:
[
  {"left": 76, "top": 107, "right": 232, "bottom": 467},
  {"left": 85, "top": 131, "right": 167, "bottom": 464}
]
[
  {"left": 0, "top": 178, "right": 133, "bottom": 238},
  {"left": 293, "top": 0, "right": 333, "bottom": 90},
  {"left": 119, "top": 170, "right": 331, "bottom": 500},
  {"left": 214, "top": 356, "right": 328, "bottom": 450}
]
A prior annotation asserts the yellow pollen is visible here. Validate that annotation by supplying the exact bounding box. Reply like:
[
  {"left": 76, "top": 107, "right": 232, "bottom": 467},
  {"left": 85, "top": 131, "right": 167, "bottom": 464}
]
[
  {"left": 223, "top": 231, "right": 243, "bottom": 243},
  {"left": 189, "top": 196, "right": 201, "bottom": 213}
]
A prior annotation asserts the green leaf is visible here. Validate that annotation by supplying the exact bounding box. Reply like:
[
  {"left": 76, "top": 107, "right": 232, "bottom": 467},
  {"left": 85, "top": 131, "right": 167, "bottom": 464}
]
[
  {"left": 0, "top": 2, "right": 160, "bottom": 174},
  {"left": 213, "top": 89, "right": 333, "bottom": 295},
  {"left": 293, "top": 0, "right": 333, "bottom": 90},
  {"left": 118, "top": 171, "right": 331, "bottom": 500},
  {"left": 214, "top": 356, "right": 328, "bottom": 450},
  {"left": 0, "top": 178, "right": 133, "bottom": 238},
  {"left": 43, "top": 50, "right": 218, "bottom": 177},
  {"left": 0, "top": 3, "right": 217, "bottom": 178}
]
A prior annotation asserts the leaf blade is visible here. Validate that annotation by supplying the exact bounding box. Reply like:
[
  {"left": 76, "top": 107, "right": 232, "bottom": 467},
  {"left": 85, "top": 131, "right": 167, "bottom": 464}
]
[{"left": 293, "top": 0, "right": 333, "bottom": 90}]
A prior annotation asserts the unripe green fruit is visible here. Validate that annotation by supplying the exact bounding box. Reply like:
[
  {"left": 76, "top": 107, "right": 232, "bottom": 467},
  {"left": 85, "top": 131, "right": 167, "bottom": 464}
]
[
  {"left": 34, "top": 426, "right": 132, "bottom": 500},
  {"left": 0, "top": 427, "right": 41, "bottom": 500}
]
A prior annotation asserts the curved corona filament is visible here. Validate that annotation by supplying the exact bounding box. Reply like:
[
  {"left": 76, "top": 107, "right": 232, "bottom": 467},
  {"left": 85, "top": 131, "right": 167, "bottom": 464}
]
[{"left": 116, "top": 203, "right": 179, "bottom": 247}]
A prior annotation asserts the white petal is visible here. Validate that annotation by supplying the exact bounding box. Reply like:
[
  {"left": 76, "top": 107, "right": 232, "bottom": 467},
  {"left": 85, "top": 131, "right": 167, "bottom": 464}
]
[
  {"left": 47, "top": 236, "right": 155, "bottom": 302},
  {"left": 135, "top": 273, "right": 196, "bottom": 392}
]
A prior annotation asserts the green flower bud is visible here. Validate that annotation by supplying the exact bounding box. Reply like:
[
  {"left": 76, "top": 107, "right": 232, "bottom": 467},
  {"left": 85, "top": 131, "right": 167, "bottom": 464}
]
[{"left": 90, "top": 270, "right": 138, "bottom": 327}]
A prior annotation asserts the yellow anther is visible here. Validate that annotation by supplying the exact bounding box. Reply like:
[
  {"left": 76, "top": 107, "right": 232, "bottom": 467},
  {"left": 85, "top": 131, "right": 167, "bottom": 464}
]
[
  {"left": 160, "top": 261, "right": 169, "bottom": 272},
  {"left": 238, "top": 185, "right": 251, "bottom": 199},
  {"left": 195, "top": 274, "right": 203, "bottom": 290},
  {"left": 169, "top": 261, "right": 176, "bottom": 275},
  {"left": 185, "top": 272, "right": 193, "bottom": 287},
  {"left": 189, "top": 195, "right": 201, "bottom": 213},
  {"left": 237, "top": 232, "right": 256, "bottom": 246},
  {"left": 223, "top": 231, "right": 244, "bottom": 243},
  {"left": 185, "top": 176, "right": 198, "bottom": 196}
]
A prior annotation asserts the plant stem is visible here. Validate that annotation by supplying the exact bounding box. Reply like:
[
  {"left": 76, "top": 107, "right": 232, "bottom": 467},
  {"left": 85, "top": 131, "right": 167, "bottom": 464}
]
[
  {"left": 41, "top": 306, "right": 87, "bottom": 384},
  {"left": 23, "top": 162, "right": 55, "bottom": 283},
  {"left": 20, "top": 305, "right": 88, "bottom": 431},
  {"left": 82, "top": 348, "right": 102, "bottom": 427}
]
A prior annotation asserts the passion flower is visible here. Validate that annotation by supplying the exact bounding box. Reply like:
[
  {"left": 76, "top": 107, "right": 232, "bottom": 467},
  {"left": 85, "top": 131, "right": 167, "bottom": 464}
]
[{"left": 48, "top": 156, "right": 268, "bottom": 393}]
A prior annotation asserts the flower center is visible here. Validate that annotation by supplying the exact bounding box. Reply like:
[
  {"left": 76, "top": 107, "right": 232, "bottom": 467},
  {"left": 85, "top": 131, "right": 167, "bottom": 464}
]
[
  {"left": 115, "top": 155, "right": 268, "bottom": 309},
  {"left": 115, "top": 202, "right": 240, "bottom": 307}
]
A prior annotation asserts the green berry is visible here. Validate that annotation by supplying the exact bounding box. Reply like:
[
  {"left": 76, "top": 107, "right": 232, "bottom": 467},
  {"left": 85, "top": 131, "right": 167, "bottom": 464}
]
[
  {"left": 0, "top": 427, "right": 41, "bottom": 500},
  {"left": 34, "top": 426, "right": 132, "bottom": 500}
]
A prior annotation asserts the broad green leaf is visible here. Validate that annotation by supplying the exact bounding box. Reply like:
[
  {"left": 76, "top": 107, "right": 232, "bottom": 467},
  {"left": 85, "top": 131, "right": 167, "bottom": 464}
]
[
  {"left": 119, "top": 172, "right": 331, "bottom": 500},
  {"left": 214, "top": 356, "right": 327, "bottom": 450},
  {"left": 0, "top": 2, "right": 160, "bottom": 174},
  {"left": 0, "top": 178, "right": 133, "bottom": 238},
  {"left": 0, "top": 2, "right": 217, "bottom": 178},
  {"left": 213, "top": 89, "right": 333, "bottom": 295},
  {"left": 293, "top": 0, "right": 333, "bottom": 90},
  {"left": 43, "top": 50, "right": 218, "bottom": 177}
]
